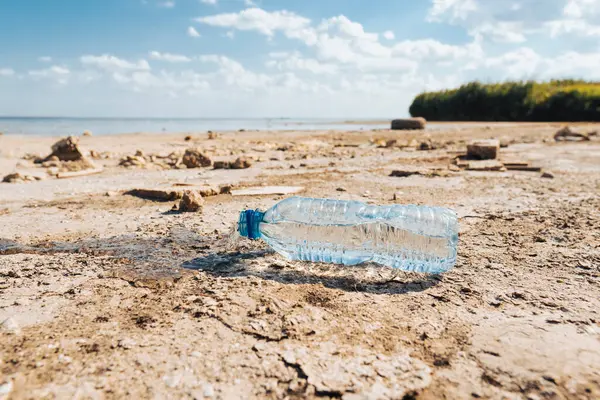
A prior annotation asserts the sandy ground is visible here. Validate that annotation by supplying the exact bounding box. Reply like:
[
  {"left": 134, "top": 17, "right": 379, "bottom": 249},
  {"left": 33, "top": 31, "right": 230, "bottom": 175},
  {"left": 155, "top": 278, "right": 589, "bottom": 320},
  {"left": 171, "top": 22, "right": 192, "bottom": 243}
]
[{"left": 0, "top": 123, "right": 599, "bottom": 400}]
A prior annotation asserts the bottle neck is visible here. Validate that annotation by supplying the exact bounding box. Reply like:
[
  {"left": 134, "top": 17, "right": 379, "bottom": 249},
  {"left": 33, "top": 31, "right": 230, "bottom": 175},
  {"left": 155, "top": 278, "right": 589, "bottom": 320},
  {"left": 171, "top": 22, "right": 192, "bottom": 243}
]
[{"left": 238, "top": 209, "right": 265, "bottom": 239}]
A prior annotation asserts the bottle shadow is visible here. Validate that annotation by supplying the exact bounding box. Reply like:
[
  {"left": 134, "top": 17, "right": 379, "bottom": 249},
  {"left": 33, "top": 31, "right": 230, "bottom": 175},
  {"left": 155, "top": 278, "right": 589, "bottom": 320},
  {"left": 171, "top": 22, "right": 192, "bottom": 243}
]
[{"left": 182, "top": 250, "right": 441, "bottom": 295}]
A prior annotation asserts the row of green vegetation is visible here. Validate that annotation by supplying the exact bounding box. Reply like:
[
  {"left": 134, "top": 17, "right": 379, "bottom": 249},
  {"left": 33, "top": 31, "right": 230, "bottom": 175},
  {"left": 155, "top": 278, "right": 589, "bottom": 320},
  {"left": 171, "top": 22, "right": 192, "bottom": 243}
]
[{"left": 409, "top": 80, "right": 600, "bottom": 121}]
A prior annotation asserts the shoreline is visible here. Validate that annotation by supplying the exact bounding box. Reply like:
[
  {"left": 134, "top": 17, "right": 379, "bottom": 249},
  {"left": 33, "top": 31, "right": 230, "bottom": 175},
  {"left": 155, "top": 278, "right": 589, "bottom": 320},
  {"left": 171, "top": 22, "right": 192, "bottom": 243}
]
[{"left": 1, "top": 120, "right": 595, "bottom": 138}]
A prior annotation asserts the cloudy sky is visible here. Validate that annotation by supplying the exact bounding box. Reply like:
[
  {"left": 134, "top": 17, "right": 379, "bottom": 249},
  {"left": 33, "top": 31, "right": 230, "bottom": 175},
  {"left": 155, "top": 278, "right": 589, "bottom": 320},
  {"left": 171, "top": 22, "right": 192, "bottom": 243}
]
[{"left": 0, "top": 0, "right": 599, "bottom": 118}]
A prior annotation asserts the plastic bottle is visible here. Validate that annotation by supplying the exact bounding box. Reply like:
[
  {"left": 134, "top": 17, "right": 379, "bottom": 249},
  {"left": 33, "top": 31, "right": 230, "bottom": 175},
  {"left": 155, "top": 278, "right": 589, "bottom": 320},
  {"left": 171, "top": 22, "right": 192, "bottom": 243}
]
[{"left": 237, "top": 196, "right": 458, "bottom": 274}]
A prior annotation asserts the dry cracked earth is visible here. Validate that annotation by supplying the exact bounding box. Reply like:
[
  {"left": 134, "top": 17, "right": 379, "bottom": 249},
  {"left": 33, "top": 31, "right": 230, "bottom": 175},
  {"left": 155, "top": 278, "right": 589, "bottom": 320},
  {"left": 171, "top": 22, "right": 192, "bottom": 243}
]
[{"left": 0, "top": 124, "right": 599, "bottom": 399}]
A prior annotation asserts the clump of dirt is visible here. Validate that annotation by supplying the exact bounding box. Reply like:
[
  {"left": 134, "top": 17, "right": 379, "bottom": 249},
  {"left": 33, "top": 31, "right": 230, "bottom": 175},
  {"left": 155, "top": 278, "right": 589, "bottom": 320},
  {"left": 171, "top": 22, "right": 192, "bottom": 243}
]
[
  {"left": 2, "top": 172, "right": 43, "bottom": 183},
  {"left": 182, "top": 148, "right": 212, "bottom": 168},
  {"left": 178, "top": 190, "right": 204, "bottom": 212},
  {"left": 214, "top": 157, "right": 252, "bottom": 170}
]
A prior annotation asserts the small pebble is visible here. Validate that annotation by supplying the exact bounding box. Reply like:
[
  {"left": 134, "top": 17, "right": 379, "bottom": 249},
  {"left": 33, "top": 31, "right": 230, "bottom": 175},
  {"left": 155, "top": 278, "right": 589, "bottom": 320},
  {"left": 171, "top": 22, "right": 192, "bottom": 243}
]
[
  {"left": 203, "top": 384, "right": 215, "bottom": 397},
  {"left": 541, "top": 172, "right": 554, "bottom": 179},
  {"left": 0, "top": 380, "right": 13, "bottom": 397}
]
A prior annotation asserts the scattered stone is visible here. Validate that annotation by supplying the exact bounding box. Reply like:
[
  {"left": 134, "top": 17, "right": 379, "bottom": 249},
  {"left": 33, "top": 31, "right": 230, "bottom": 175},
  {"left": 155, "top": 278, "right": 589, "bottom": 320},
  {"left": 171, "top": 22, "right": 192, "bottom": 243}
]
[
  {"left": 207, "top": 131, "right": 218, "bottom": 139},
  {"left": 391, "top": 117, "right": 426, "bottom": 130},
  {"left": 44, "top": 136, "right": 85, "bottom": 162},
  {"left": 0, "top": 317, "right": 20, "bottom": 334},
  {"left": 219, "top": 185, "right": 233, "bottom": 195},
  {"left": 3, "top": 173, "right": 24, "bottom": 183},
  {"left": 466, "top": 160, "right": 506, "bottom": 171},
  {"left": 407, "top": 138, "right": 419, "bottom": 148},
  {"left": 554, "top": 126, "right": 590, "bottom": 141},
  {"left": 214, "top": 157, "right": 252, "bottom": 170},
  {"left": 336, "top": 187, "right": 347, "bottom": 192},
  {"left": 393, "top": 192, "right": 403, "bottom": 200},
  {"left": 505, "top": 165, "right": 542, "bottom": 172},
  {"left": 182, "top": 148, "right": 212, "bottom": 168},
  {"left": 82, "top": 130, "right": 93, "bottom": 137},
  {"left": 467, "top": 139, "right": 500, "bottom": 160},
  {"left": 502, "top": 161, "right": 530, "bottom": 168},
  {"left": 197, "top": 186, "right": 219, "bottom": 197},
  {"left": 213, "top": 161, "right": 229, "bottom": 169},
  {"left": 390, "top": 170, "right": 421, "bottom": 178},
  {"left": 390, "top": 168, "right": 451, "bottom": 178},
  {"left": 0, "top": 380, "right": 13, "bottom": 398},
  {"left": 119, "top": 155, "right": 147, "bottom": 167},
  {"left": 203, "top": 384, "right": 215, "bottom": 398},
  {"left": 2, "top": 172, "right": 40, "bottom": 183},
  {"left": 184, "top": 135, "right": 192, "bottom": 141},
  {"left": 22, "top": 153, "right": 42, "bottom": 161},
  {"left": 231, "top": 157, "right": 252, "bottom": 169},
  {"left": 125, "top": 188, "right": 183, "bottom": 201},
  {"left": 179, "top": 191, "right": 204, "bottom": 213},
  {"left": 541, "top": 171, "right": 554, "bottom": 179},
  {"left": 418, "top": 139, "right": 436, "bottom": 151}
]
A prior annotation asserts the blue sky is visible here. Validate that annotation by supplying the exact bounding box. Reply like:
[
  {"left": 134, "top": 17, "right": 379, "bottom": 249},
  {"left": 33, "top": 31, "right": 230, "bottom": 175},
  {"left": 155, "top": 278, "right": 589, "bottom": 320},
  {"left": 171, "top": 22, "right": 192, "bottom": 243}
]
[{"left": 1, "top": 0, "right": 599, "bottom": 117}]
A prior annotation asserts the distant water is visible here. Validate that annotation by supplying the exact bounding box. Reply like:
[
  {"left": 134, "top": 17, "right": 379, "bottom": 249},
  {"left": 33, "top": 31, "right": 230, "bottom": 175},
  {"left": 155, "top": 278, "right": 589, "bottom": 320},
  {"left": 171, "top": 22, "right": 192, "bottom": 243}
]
[{"left": 0, "top": 117, "right": 392, "bottom": 136}]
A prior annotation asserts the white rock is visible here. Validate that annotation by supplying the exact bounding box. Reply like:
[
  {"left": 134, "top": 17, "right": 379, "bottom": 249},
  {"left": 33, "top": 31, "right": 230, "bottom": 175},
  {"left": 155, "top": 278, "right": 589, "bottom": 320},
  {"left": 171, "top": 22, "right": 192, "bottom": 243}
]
[
  {"left": 0, "top": 317, "right": 20, "bottom": 334},
  {"left": 163, "top": 374, "right": 182, "bottom": 388},
  {"left": 0, "top": 380, "right": 13, "bottom": 398},
  {"left": 203, "top": 383, "right": 214, "bottom": 397}
]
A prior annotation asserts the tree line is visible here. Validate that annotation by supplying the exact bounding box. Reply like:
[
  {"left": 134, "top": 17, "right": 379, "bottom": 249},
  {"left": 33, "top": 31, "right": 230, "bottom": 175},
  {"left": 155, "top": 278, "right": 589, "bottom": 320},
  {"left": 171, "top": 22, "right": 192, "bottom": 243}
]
[{"left": 409, "top": 80, "right": 600, "bottom": 121}]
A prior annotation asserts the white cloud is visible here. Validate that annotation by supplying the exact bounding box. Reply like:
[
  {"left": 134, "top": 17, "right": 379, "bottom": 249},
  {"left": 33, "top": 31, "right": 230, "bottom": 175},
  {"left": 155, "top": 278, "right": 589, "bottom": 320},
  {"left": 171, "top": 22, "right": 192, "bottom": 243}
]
[
  {"left": 28, "top": 66, "right": 70, "bottom": 84},
  {"left": 29, "top": 66, "right": 70, "bottom": 77},
  {"left": 225, "top": 31, "right": 235, "bottom": 39},
  {"left": 563, "top": 0, "right": 600, "bottom": 18},
  {"left": 149, "top": 51, "right": 191, "bottom": 62},
  {"left": 200, "top": 0, "right": 217, "bottom": 4},
  {"left": 383, "top": 30, "right": 395, "bottom": 40},
  {"left": 0, "top": 68, "right": 15, "bottom": 77},
  {"left": 197, "top": 8, "right": 478, "bottom": 72},
  {"left": 427, "top": 0, "right": 600, "bottom": 41},
  {"left": 545, "top": 18, "right": 600, "bottom": 37},
  {"left": 187, "top": 26, "right": 201, "bottom": 37},
  {"left": 427, "top": 0, "right": 478, "bottom": 22},
  {"left": 196, "top": 8, "right": 312, "bottom": 37},
  {"left": 392, "top": 38, "right": 482, "bottom": 60},
  {"left": 479, "top": 47, "right": 542, "bottom": 77},
  {"left": 158, "top": 1, "right": 175, "bottom": 8},
  {"left": 470, "top": 22, "right": 527, "bottom": 43},
  {"left": 244, "top": 0, "right": 256, "bottom": 5},
  {"left": 80, "top": 54, "right": 151, "bottom": 71},
  {"left": 266, "top": 51, "right": 338, "bottom": 74},
  {"left": 111, "top": 70, "right": 211, "bottom": 92},
  {"left": 38, "top": 56, "right": 52, "bottom": 63},
  {"left": 198, "top": 54, "right": 272, "bottom": 89}
]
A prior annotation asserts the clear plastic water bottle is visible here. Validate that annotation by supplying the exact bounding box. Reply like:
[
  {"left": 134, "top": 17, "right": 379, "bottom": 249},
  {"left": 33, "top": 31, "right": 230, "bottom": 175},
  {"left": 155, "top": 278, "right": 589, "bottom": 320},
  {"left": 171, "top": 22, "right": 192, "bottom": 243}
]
[{"left": 238, "top": 196, "right": 458, "bottom": 273}]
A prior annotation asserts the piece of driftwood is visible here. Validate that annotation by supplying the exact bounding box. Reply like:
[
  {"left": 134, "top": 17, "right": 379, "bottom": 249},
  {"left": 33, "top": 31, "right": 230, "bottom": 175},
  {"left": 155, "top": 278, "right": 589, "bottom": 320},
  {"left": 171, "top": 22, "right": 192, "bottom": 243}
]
[
  {"left": 231, "top": 186, "right": 305, "bottom": 196},
  {"left": 56, "top": 168, "right": 104, "bottom": 179}
]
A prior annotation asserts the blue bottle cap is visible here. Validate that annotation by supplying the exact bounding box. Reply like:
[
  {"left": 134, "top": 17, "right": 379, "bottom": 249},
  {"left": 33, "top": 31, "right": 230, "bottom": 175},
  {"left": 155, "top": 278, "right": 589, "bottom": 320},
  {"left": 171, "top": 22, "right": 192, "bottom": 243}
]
[{"left": 238, "top": 209, "right": 265, "bottom": 239}]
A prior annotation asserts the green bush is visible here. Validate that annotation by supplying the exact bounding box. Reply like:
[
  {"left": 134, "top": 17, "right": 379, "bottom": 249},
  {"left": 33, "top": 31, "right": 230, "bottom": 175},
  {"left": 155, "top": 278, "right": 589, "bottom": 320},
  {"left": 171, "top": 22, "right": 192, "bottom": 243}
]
[{"left": 409, "top": 80, "right": 600, "bottom": 121}]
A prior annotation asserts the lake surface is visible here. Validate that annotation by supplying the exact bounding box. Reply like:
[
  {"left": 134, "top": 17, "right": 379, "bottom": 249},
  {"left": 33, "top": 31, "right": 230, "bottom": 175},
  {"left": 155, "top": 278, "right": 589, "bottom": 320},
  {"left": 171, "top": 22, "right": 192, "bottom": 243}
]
[{"left": 0, "top": 117, "right": 393, "bottom": 136}]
